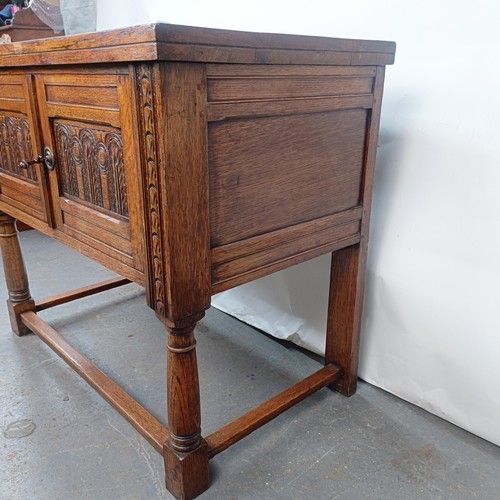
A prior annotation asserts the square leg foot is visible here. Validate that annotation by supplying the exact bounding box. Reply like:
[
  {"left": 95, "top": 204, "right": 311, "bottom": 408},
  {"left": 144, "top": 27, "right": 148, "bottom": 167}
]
[
  {"left": 7, "top": 299, "right": 35, "bottom": 337},
  {"left": 164, "top": 439, "right": 209, "bottom": 500},
  {"left": 328, "top": 377, "right": 357, "bottom": 397}
]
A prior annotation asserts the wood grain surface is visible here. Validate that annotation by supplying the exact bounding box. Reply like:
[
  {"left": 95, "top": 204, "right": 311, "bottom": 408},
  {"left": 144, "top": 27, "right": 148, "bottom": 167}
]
[
  {"left": 209, "top": 110, "right": 367, "bottom": 247},
  {"left": 0, "top": 24, "right": 395, "bottom": 499},
  {"left": 0, "top": 23, "right": 396, "bottom": 67}
]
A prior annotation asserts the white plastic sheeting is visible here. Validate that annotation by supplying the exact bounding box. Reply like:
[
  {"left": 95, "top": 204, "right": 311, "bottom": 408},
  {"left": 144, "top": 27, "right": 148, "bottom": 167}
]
[{"left": 96, "top": 0, "right": 500, "bottom": 447}]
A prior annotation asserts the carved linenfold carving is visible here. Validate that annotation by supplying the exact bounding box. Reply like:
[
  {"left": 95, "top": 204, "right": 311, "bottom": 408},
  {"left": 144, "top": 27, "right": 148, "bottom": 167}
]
[
  {"left": 54, "top": 122, "right": 129, "bottom": 218},
  {"left": 136, "top": 64, "right": 166, "bottom": 317},
  {"left": 0, "top": 114, "right": 38, "bottom": 182}
]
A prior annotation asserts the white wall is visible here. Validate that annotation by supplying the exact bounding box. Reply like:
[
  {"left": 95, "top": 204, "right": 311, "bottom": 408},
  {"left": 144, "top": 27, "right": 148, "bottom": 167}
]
[{"left": 96, "top": 1, "right": 500, "bottom": 446}]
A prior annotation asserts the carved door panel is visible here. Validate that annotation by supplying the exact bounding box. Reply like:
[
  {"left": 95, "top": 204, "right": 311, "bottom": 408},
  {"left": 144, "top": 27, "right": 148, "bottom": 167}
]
[
  {"left": 0, "top": 73, "right": 51, "bottom": 224},
  {"left": 34, "top": 71, "right": 145, "bottom": 273}
]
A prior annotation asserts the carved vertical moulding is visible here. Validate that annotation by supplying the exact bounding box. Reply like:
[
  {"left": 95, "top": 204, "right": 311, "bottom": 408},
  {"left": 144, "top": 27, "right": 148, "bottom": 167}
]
[
  {"left": 54, "top": 122, "right": 129, "bottom": 218},
  {"left": 0, "top": 114, "right": 37, "bottom": 182},
  {"left": 135, "top": 64, "right": 166, "bottom": 317}
]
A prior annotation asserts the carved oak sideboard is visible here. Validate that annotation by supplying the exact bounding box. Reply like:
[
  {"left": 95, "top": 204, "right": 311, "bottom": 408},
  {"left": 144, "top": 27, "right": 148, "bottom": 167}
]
[{"left": 0, "top": 24, "right": 395, "bottom": 499}]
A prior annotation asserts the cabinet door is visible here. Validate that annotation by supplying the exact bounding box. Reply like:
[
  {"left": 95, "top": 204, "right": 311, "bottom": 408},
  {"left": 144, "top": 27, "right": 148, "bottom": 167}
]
[
  {"left": 0, "top": 74, "right": 51, "bottom": 224},
  {"left": 34, "top": 71, "right": 145, "bottom": 273}
]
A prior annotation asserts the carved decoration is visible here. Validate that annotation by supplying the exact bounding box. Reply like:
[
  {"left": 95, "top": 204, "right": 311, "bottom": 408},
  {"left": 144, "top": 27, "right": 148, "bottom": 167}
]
[
  {"left": 54, "top": 122, "right": 129, "bottom": 218},
  {"left": 136, "top": 64, "right": 166, "bottom": 317},
  {"left": 0, "top": 114, "right": 37, "bottom": 182}
]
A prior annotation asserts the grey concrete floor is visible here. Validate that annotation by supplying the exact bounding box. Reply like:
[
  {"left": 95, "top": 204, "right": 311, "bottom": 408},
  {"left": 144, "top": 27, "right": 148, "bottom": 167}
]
[{"left": 1, "top": 231, "right": 499, "bottom": 500}]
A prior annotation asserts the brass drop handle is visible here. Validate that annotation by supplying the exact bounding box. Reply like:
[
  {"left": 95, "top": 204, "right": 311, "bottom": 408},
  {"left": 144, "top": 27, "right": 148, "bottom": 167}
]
[{"left": 18, "top": 147, "right": 55, "bottom": 172}]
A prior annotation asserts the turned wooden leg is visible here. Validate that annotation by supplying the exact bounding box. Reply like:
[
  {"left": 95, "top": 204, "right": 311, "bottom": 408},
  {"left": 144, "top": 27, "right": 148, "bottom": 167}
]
[
  {"left": 163, "top": 313, "right": 209, "bottom": 500},
  {"left": 0, "top": 213, "right": 35, "bottom": 336},
  {"left": 325, "top": 243, "right": 366, "bottom": 397}
]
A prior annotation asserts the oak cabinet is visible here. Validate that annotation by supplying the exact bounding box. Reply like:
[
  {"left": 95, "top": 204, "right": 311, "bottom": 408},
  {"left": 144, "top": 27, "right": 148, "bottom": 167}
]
[{"left": 0, "top": 24, "right": 395, "bottom": 499}]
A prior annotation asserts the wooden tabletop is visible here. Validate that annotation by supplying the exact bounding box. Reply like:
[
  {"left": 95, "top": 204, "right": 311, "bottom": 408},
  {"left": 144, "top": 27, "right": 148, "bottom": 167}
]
[{"left": 0, "top": 23, "right": 396, "bottom": 67}]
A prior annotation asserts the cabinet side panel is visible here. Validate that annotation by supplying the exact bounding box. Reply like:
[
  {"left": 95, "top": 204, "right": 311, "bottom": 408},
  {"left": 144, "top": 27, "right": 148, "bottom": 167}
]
[
  {"left": 209, "top": 110, "right": 367, "bottom": 247},
  {"left": 207, "top": 64, "right": 373, "bottom": 289}
]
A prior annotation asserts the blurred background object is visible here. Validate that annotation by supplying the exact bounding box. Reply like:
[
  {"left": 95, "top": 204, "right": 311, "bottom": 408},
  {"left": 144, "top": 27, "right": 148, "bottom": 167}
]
[
  {"left": 29, "top": 0, "right": 64, "bottom": 33},
  {"left": 0, "top": 0, "right": 62, "bottom": 41},
  {"left": 0, "top": 0, "right": 97, "bottom": 41}
]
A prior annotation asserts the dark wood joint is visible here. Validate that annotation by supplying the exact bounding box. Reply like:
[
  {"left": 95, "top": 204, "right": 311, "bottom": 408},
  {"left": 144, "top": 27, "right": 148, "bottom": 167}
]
[
  {"left": 330, "top": 370, "right": 357, "bottom": 398},
  {"left": 160, "top": 311, "right": 206, "bottom": 332}
]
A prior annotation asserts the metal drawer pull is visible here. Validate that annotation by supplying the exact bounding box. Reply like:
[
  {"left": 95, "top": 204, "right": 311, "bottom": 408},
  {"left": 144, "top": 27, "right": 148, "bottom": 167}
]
[{"left": 18, "top": 147, "right": 55, "bottom": 171}]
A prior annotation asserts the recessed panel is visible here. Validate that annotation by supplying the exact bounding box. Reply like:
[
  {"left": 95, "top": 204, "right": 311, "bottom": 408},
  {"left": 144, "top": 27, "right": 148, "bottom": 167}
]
[
  {"left": 0, "top": 114, "right": 37, "bottom": 183},
  {"left": 54, "top": 120, "right": 128, "bottom": 218},
  {"left": 209, "top": 109, "right": 367, "bottom": 247}
]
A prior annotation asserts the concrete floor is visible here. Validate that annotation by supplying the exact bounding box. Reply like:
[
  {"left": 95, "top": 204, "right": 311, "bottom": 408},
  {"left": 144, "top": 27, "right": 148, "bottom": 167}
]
[{"left": 1, "top": 231, "right": 499, "bottom": 500}]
